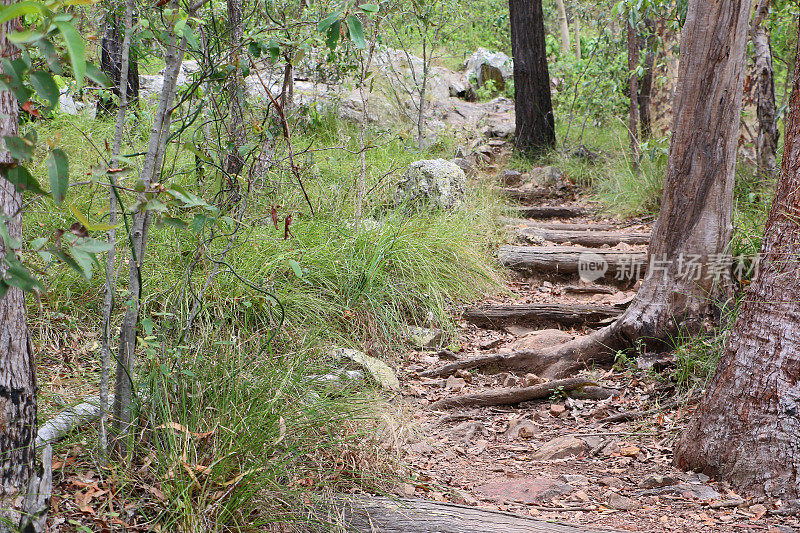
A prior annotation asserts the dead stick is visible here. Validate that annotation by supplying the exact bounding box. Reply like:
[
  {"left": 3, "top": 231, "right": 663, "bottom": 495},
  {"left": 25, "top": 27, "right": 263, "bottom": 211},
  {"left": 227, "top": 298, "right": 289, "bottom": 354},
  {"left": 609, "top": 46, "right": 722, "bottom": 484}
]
[{"left": 429, "top": 378, "right": 598, "bottom": 410}]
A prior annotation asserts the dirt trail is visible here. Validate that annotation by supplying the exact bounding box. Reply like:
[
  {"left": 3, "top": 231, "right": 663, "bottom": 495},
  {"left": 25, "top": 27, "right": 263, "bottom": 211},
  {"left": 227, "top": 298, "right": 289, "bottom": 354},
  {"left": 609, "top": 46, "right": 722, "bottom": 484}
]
[{"left": 393, "top": 161, "right": 799, "bottom": 532}]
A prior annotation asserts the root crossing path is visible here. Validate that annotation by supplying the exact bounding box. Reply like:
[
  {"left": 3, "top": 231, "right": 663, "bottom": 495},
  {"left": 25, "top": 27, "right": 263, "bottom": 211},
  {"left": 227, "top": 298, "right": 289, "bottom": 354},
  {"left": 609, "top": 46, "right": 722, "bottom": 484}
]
[{"left": 371, "top": 168, "right": 798, "bottom": 532}]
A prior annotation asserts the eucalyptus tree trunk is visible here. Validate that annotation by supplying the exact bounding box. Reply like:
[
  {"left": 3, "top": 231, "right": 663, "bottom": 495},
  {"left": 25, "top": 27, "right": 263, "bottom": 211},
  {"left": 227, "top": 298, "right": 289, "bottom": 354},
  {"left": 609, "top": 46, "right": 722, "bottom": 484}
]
[
  {"left": 673, "top": 28, "right": 800, "bottom": 497},
  {"left": 0, "top": 6, "right": 49, "bottom": 530},
  {"left": 574, "top": 17, "right": 581, "bottom": 59},
  {"left": 509, "top": 0, "right": 555, "bottom": 155},
  {"left": 102, "top": 0, "right": 135, "bottom": 457},
  {"left": 99, "top": 9, "right": 139, "bottom": 116},
  {"left": 627, "top": 14, "right": 640, "bottom": 166},
  {"left": 752, "top": 0, "right": 778, "bottom": 177},
  {"left": 225, "top": 0, "right": 245, "bottom": 178},
  {"left": 638, "top": 17, "right": 656, "bottom": 140},
  {"left": 112, "top": 19, "right": 187, "bottom": 454},
  {"left": 554, "top": 0, "right": 571, "bottom": 54},
  {"left": 454, "top": 0, "right": 751, "bottom": 379}
]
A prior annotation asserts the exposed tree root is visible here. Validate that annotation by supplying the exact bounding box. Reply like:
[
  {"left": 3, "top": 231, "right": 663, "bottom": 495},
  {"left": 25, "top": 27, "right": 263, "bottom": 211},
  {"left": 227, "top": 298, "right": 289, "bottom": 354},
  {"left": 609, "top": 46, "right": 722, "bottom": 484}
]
[{"left": 429, "top": 377, "right": 598, "bottom": 410}]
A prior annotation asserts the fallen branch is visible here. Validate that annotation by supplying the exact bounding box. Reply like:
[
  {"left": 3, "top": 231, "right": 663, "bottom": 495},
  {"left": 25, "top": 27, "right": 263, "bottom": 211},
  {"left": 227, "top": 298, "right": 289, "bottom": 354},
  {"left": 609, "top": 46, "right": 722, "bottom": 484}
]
[
  {"left": 512, "top": 206, "right": 590, "bottom": 219},
  {"left": 598, "top": 393, "right": 701, "bottom": 424},
  {"left": 516, "top": 228, "right": 650, "bottom": 247},
  {"left": 419, "top": 354, "right": 509, "bottom": 379},
  {"left": 36, "top": 395, "right": 113, "bottom": 450},
  {"left": 429, "top": 377, "right": 598, "bottom": 410}
]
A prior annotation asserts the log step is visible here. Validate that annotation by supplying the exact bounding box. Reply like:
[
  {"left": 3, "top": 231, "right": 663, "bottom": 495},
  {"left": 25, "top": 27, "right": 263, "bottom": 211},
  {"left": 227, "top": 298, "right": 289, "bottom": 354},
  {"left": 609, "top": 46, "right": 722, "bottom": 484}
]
[
  {"left": 499, "top": 245, "right": 647, "bottom": 279},
  {"left": 463, "top": 303, "right": 624, "bottom": 329},
  {"left": 338, "top": 496, "right": 624, "bottom": 533},
  {"left": 516, "top": 227, "right": 651, "bottom": 247},
  {"left": 499, "top": 217, "right": 620, "bottom": 231},
  {"left": 496, "top": 186, "right": 556, "bottom": 202},
  {"left": 511, "top": 206, "right": 590, "bottom": 219}
]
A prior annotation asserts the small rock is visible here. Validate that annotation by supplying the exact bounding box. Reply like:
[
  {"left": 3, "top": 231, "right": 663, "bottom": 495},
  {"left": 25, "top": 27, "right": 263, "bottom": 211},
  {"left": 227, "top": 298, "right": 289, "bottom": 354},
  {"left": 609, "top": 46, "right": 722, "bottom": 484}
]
[
  {"left": 532, "top": 435, "right": 586, "bottom": 461},
  {"left": 503, "top": 375, "right": 518, "bottom": 387},
  {"left": 748, "top": 503, "right": 768, "bottom": 519},
  {"left": 619, "top": 444, "right": 641, "bottom": 457},
  {"left": 402, "top": 483, "right": 416, "bottom": 496},
  {"left": 510, "top": 329, "right": 573, "bottom": 352},
  {"left": 506, "top": 419, "right": 537, "bottom": 440},
  {"left": 528, "top": 166, "right": 566, "bottom": 188},
  {"left": 639, "top": 474, "right": 679, "bottom": 489},
  {"left": 405, "top": 325, "right": 444, "bottom": 349},
  {"left": 560, "top": 474, "right": 588, "bottom": 486},
  {"left": 598, "top": 476, "right": 623, "bottom": 487},
  {"left": 523, "top": 373, "right": 545, "bottom": 386},
  {"left": 500, "top": 169, "right": 523, "bottom": 186},
  {"left": 455, "top": 369, "right": 473, "bottom": 382},
  {"left": 479, "top": 338, "right": 504, "bottom": 350},
  {"left": 446, "top": 375, "right": 467, "bottom": 392},
  {"left": 639, "top": 483, "right": 721, "bottom": 500},
  {"left": 549, "top": 404, "right": 566, "bottom": 417},
  {"left": 608, "top": 493, "right": 639, "bottom": 511},
  {"left": 451, "top": 421, "right": 488, "bottom": 442},
  {"left": 410, "top": 441, "right": 434, "bottom": 454},
  {"left": 474, "top": 477, "right": 574, "bottom": 504}
]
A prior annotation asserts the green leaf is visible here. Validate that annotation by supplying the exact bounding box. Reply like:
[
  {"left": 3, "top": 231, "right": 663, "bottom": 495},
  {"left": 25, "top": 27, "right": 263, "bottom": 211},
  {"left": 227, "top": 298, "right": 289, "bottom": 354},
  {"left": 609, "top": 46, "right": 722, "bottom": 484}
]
[
  {"left": 54, "top": 20, "right": 86, "bottom": 90},
  {"left": 7, "top": 31, "right": 45, "bottom": 44},
  {"left": 29, "top": 71, "right": 60, "bottom": 110},
  {"left": 2, "top": 135, "right": 35, "bottom": 162},
  {"left": 288, "top": 259, "right": 303, "bottom": 279},
  {"left": 190, "top": 213, "right": 209, "bottom": 233},
  {"left": 166, "top": 185, "right": 206, "bottom": 208},
  {"left": 347, "top": 15, "right": 366, "bottom": 49},
  {"left": 5, "top": 264, "right": 39, "bottom": 291},
  {"left": 68, "top": 246, "right": 96, "bottom": 279},
  {"left": 68, "top": 203, "right": 119, "bottom": 231},
  {"left": 326, "top": 20, "right": 341, "bottom": 50},
  {"left": 359, "top": 4, "right": 379, "bottom": 12},
  {"left": 0, "top": 2, "right": 47, "bottom": 25},
  {"left": 3, "top": 165, "right": 47, "bottom": 195},
  {"left": 37, "top": 39, "right": 62, "bottom": 75},
  {"left": 72, "top": 238, "right": 112, "bottom": 254},
  {"left": 85, "top": 63, "right": 111, "bottom": 88},
  {"left": 248, "top": 41, "right": 262, "bottom": 58},
  {"left": 317, "top": 11, "right": 342, "bottom": 33},
  {"left": 162, "top": 215, "right": 188, "bottom": 230},
  {"left": 0, "top": 280, "right": 9, "bottom": 300},
  {"left": 0, "top": 59, "right": 32, "bottom": 103},
  {"left": 47, "top": 149, "right": 69, "bottom": 205}
]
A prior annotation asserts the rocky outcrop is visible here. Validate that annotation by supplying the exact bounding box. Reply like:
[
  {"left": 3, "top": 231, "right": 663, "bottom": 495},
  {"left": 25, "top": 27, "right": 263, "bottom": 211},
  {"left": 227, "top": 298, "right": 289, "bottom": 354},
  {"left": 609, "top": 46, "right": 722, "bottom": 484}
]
[{"left": 465, "top": 48, "right": 513, "bottom": 91}]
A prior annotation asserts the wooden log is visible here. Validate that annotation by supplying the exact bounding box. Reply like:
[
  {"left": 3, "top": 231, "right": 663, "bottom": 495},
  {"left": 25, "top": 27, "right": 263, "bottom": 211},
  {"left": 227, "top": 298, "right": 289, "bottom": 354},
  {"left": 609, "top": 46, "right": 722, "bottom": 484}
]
[
  {"left": 463, "top": 303, "right": 623, "bottom": 329},
  {"left": 512, "top": 206, "right": 590, "bottom": 219},
  {"left": 499, "top": 246, "right": 647, "bottom": 278},
  {"left": 563, "top": 285, "right": 616, "bottom": 295},
  {"left": 499, "top": 217, "right": 619, "bottom": 231},
  {"left": 496, "top": 186, "right": 553, "bottom": 202},
  {"left": 516, "top": 227, "right": 650, "bottom": 247},
  {"left": 337, "top": 495, "right": 623, "bottom": 533}
]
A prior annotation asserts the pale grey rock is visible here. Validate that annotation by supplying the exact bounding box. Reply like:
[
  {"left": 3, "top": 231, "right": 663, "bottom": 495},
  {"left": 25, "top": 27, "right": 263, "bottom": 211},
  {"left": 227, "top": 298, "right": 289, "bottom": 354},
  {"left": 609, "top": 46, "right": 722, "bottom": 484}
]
[{"left": 394, "top": 159, "right": 466, "bottom": 210}]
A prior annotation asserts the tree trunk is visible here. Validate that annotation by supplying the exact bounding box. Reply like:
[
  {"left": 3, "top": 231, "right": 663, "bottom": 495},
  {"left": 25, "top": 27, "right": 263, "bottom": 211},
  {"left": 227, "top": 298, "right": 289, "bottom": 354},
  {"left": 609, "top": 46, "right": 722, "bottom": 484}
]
[
  {"left": 112, "top": 23, "right": 187, "bottom": 454},
  {"left": 752, "top": 0, "right": 779, "bottom": 177},
  {"left": 509, "top": 0, "right": 555, "bottom": 156},
  {"left": 627, "top": 14, "right": 640, "bottom": 166},
  {"left": 574, "top": 17, "right": 581, "bottom": 60},
  {"left": 452, "top": 0, "right": 751, "bottom": 379},
  {"left": 672, "top": 20, "right": 800, "bottom": 499},
  {"left": 224, "top": 0, "right": 245, "bottom": 182},
  {"left": 99, "top": 9, "right": 139, "bottom": 116},
  {"left": 0, "top": 7, "right": 46, "bottom": 529},
  {"left": 554, "top": 0, "right": 571, "bottom": 54},
  {"left": 638, "top": 17, "right": 656, "bottom": 140}
]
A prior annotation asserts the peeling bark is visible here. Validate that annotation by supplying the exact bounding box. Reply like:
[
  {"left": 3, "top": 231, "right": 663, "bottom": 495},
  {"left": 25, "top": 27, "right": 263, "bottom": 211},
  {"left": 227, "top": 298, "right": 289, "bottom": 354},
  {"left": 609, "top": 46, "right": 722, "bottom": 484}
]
[{"left": 673, "top": 24, "right": 800, "bottom": 499}]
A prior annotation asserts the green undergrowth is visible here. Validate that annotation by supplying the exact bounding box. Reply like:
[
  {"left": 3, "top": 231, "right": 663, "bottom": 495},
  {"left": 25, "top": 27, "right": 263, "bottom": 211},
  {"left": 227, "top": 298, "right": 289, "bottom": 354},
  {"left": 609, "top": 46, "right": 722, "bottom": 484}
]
[{"left": 24, "top": 107, "right": 504, "bottom": 528}]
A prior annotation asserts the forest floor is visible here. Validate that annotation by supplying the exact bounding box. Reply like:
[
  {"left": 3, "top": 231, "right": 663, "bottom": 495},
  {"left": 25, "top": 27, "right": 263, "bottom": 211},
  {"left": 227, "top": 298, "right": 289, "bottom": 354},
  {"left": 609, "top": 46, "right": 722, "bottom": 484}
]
[{"left": 388, "top": 148, "right": 799, "bottom": 533}]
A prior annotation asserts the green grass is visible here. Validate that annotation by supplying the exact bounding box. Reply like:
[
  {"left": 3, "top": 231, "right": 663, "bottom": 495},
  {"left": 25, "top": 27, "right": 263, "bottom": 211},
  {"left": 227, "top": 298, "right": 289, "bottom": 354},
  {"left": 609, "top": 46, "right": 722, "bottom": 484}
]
[{"left": 24, "top": 102, "right": 504, "bottom": 528}]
